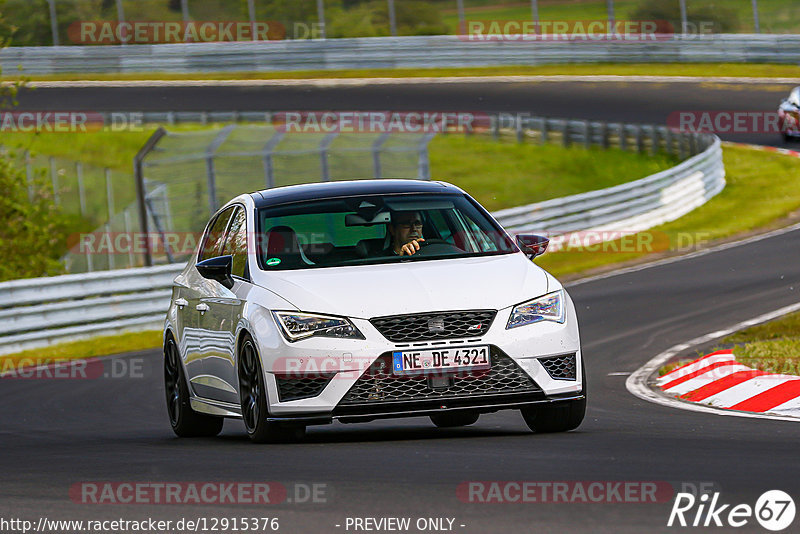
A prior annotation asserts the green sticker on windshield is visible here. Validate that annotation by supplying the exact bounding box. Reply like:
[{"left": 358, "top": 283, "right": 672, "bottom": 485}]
[{"left": 266, "top": 258, "right": 281, "bottom": 266}]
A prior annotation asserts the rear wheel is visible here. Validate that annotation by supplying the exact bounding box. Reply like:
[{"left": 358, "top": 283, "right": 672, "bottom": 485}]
[
  {"left": 430, "top": 411, "right": 479, "bottom": 428},
  {"left": 238, "top": 335, "right": 306, "bottom": 443},
  {"left": 164, "top": 336, "right": 223, "bottom": 437}
]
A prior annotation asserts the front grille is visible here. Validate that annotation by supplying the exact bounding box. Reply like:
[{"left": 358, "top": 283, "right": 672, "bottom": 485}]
[
  {"left": 539, "top": 353, "right": 577, "bottom": 380},
  {"left": 370, "top": 310, "right": 497, "bottom": 342},
  {"left": 338, "top": 348, "right": 540, "bottom": 405},
  {"left": 275, "top": 374, "right": 335, "bottom": 402}
]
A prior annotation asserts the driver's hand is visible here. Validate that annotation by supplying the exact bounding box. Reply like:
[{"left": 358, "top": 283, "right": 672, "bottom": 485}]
[{"left": 400, "top": 238, "right": 425, "bottom": 256}]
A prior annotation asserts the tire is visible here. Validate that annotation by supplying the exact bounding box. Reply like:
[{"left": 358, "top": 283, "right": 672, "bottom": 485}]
[
  {"left": 521, "top": 359, "right": 587, "bottom": 433},
  {"left": 430, "top": 411, "right": 480, "bottom": 428},
  {"left": 164, "top": 336, "right": 224, "bottom": 437},
  {"left": 238, "top": 334, "right": 306, "bottom": 443}
]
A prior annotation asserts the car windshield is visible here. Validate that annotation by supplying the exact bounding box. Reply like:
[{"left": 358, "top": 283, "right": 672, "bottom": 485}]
[{"left": 256, "top": 192, "right": 517, "bottom": 270}]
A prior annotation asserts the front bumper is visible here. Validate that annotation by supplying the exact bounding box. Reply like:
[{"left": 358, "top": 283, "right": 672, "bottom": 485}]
[{"left": 250, "top": 294, "right": 582, "bottom": 417}]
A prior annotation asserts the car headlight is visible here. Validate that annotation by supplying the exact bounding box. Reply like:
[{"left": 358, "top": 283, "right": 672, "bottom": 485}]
[
  {"left": 506, "top": 290, "right": 565, "bottom": 329},
  {"left": 272, "top": 311, "right": 365, "bottom": 342}
]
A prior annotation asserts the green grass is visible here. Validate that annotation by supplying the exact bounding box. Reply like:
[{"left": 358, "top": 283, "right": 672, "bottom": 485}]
[
  {"left": 719, "top": 311, "right": 800, "bottom": 376},
  {"left": 537, "top": 144, "right": 800, "bottom": 279},
  {"left": 0, "top": 330, "right": 163, "bottom": 372},
  {"left": 430, "top": 134, "right": 678, "bottom": 211},
  {"left": 5, "top": 63, "right": 800, "bottom": 81}
]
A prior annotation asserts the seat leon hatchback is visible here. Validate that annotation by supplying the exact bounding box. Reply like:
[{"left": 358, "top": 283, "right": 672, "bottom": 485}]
[{"left": 163, "top": 179, "right": 585, "bottom": 442}]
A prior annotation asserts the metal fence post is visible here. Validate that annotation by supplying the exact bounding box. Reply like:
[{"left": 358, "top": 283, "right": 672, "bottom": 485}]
[
  {"left": 205, "top": 125, "right": 236, "bottom": 214},
  {"left": 47, "top": 0, "right": 59, "bottom": 46},
  {"left": 417, "top": 133, "right": 436, "bottom": 180},
  {"left": 752, "top": 0, "right": 761, "bottom": 33},
  {"left": 635, "top": 125, "right": 645, "bottom": 154},
  {"left": 372, "top": 132, "right": 391, "bottom": 179},
  {"left": 679, "top": 0, "right": 688, "bottom": 34},
  {"left": 262, "top": 130, "right": 285, "bottom": 189},
  {"left": 105, "top": 168, "right": 115, "bottom": 220},
  {"left": 115, "top": 0, "right": 126, "bottom": 45},
  {"left": 105, "top": 223, "right": 115, "bottom": 270},
  {"left": 664, "top": 128, "right": 673, "bottom": 157},
  {"left": 649, "top": 126, "right": 659, "bottom": 156},
  {"left": 49, "top": 157, "right": 60, "bottom": 205},
  {"left": 583, "top": 120, "right": 591, "bottom": 149},
  {"left": 388, "top": 0, "right": 397, "bottom": 36},
  {"left": 319, "top": 132, "right": 338, "bottom": 182},
  {"left": 76, "top": 162, "right": 86, "bottom": 217},
  {"left": 24, "top": 150, "right": 33, "bottom": 202},
  {"left": 123, "top": 208, "right": 135, "bottom": 268},
  {"left": 134, "top": 127, "right": 168, "bottom": 267},
  {"left": 600, "top": 122, "right": 609, "bottom": 149}
]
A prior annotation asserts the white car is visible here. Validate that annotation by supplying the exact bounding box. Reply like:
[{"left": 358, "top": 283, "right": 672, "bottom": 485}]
[{"left": 164, "top": 180, "right": 585, "bottom": 442}]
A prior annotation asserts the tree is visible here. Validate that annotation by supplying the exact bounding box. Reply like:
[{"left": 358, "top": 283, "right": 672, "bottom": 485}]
[
  {"left": 630, "top": 0, "right": 739, "bottom": 34},
  {"left": 0, "top": 8, "right": 66, "bottom": 281},
  {"left": 0, "top": 0, "right": 104, "bottom": 46}
]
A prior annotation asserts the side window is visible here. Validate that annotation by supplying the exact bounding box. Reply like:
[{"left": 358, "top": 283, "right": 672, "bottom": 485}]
[
  {"left": 222, "top": 207, "right": 248, "bottom": 278},
  {"left": 198, "top": 207, "right": 235, "bottom": 262}
]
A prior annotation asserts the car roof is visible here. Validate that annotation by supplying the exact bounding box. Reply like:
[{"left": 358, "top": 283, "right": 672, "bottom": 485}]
[{"left": 250, "top": 179, "right": 463, "bottom": 209}]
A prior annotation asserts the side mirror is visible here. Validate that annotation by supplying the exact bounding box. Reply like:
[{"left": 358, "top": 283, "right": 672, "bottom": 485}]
[
  {"left": 516, "top": 234, "right": 549, "bottom": 259},
  {"left": 196, "top": 255, "right": 234, "bottom": 289}
]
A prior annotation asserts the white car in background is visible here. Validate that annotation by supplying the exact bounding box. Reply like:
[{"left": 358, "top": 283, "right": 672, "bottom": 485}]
[{"left": 163, "top": 180, "right": 585, "bottom": 442}]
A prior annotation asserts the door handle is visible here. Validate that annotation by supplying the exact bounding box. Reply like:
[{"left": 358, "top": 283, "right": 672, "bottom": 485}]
[
  {"left": 196, "top": 303, "right": 209, "bottom": 315},
  {"left": 175, "top": 298, "right": 188, "bottom": 309}
]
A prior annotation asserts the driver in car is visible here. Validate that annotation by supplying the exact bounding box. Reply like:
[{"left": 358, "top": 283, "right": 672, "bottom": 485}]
[{"left": 384, "top": 211, "right": 425, "bottom": 256}]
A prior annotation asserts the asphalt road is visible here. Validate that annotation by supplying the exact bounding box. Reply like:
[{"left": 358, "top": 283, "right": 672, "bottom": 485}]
[
  {"left": 12, "top": 79, "right": 798, "bottom": 146},
  {"left": 2, "top": 226, "right": 799, "bottom": 533},
  {"left": 3, "top": 79, "right": 800, "bottom": 533}
]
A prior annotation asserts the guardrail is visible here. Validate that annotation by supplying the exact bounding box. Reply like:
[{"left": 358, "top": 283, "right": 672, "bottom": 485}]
[
  {"left": 0, "top": 120, "right": 724, "bottom": 355},
  {"left": 491, "top": 120, "right": 723, "bottom": 235},
  {"left": 0, "top": 264, "right": 180, "bottom": 355},
  {"left": 1, "top": 34, "right": 799, "bottom": 74}
]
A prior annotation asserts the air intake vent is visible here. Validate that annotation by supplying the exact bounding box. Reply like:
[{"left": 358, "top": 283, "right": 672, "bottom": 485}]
[
  {"left": 370, "top": 310, "right": 496, "bottom": 342},
  {"left": 275, "top": 374, "right": 335, "bottom": 402},
  {"left": 539, "top": 353, "right": 576, "bottom": 380}
]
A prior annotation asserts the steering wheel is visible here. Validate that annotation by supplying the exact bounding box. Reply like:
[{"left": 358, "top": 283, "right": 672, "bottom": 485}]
[{"left": 413, "top": 238, "right": 463, "bottom": 256}]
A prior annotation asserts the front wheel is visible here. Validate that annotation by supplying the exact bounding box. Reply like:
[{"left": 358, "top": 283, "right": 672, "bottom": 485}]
[
  {"left": 238, "top": 335, "right": 306, "bottom": 443},
  {"left": 164, "top": 337, "right": 224, "bottom": 437},
  {"left": 520, "top": 397, "right": 586, "bottom": 433},
  {"left": 522, "top": 359, "right": 586, "bottom": 433}
]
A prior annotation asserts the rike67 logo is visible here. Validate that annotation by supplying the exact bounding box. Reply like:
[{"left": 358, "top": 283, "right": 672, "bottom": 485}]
[{"left": 668, "top": 490, "right": 795, "bottom": 531}]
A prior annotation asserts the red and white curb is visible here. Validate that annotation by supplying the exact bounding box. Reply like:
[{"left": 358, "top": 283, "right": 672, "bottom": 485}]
[
  {"left": 723, "top": 141, "right": 800, "bottom": 159},
  {"left": 626, "top": 301, "right": 800, "bottom": 423},
  {"left": 657, "top": 349, "right": 800, "bottom": 417}
]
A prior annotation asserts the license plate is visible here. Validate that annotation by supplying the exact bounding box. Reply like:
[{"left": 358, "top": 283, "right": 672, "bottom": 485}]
[{"left": 392, "top": 346, "right": 491, "bottom": 374}]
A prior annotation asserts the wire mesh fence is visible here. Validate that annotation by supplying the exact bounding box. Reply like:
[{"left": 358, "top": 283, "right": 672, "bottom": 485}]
[{"left": 135, "top": 123, "right": 433, "bottom": 266}]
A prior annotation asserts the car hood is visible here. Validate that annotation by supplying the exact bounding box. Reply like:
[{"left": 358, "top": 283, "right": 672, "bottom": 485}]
[{"left": 250, "top": 253, "right": 550, "bottom": 319}]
